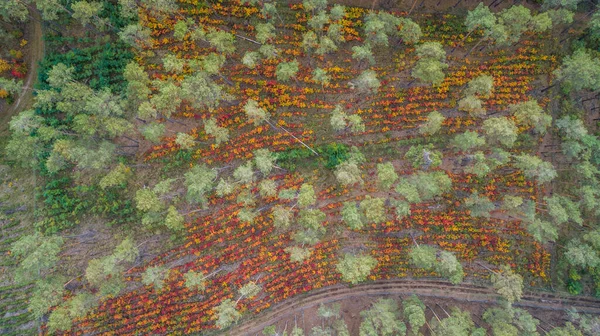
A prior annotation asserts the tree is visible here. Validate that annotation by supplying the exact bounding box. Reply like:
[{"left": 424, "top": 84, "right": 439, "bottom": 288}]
[
  {"left": 255, "top": 22, "right": 275, "bottom": 43},
  {"left": 432, "top": 307, "right": 481, "bottom": 336},
  {"left": 28, "top": 276, "right": 66, "bottom": 319},
  {"left": 275, "top": 60, "right": 299, "bottom": 82},
  {"left": 465, "top": 3, "right": 496, "bottom": 34},
  {"left": 313, "top": 67, "right": 331, "bottom": 87},
  {"left": 204, "top": 117, "right": 229, "bottom": 146},
  {"left": 67, "top": 293, "right": 96, "bottom": 319},
  {"left": 527, "top": 217, "right": 558, "bottom": 243},
  {"left": 404, "top": 144, "right": 442, "bottom": 170},
  {"left": 336, "top": 253, "right": 378, "bottom": 285},
  {"left": 411, "top": 58, "right": 448, "bottom": 86},
  {"left": 352, "top": 70, "right": 380, "bottom": 93},
  {"left": 491, "top": 265, "right": 523, "bottom": 304},
  {"left": 11, "top": 233, "right": 64, "bottom": 283},
  {"left": 238, "top": 281, "right": 261, "bottom": 302},
  {"left": 451, "top": 131, "right": 485, "bottom": 152},
  {"left": 483, "top": 117, "right": 518, "bottom": 148},
  {"left": 330, "top": 104, "right": 348, "bottom": 132},
  {"left": 99, "top": 163, "right": 131, "bottom": 189},
  {"left": 359, "top": 298, "right": 406, "bottom": 336},
  {"left": 341, "top": 201, "right": 363, "bottom": 230},
  {"left": 0, "top": 78, "right": 23, "bottom": 95},
  {"left": 360, "top": 196, "right": 386, "bottom": 224},
  {"left": 119, "top": 23, "right": 153, "bottom": 49},
  {"left": 348, "top": 114, "right": 365, "bottom": 133},
  {"left": 458, "top": 95, "right": 485, "bottom": 117},
  {"left": 165, "top": 206, "right": 185, "bottom": 231},
  {"left": 398, "top": 18, "right": 422, "bottom": 44},
  {"left": 409, "top": 245, "right": 437, "bottom": 269},
  {"left": 72, "top": 1, "right": 105, "bottom": 28},
  {"left": 47, "top": 306, "right": 72, "bottom": 333},
  {"left": 419, "top": 111, "right": 445, "bottom": 135},
  {"left": 176, "top": 132, "right": 196, "bottom": 150},
  {"left": 254, "top": 148, "right": 277, "bottom": 175},
  {"left": 352, "top": 43, "right": 375, "bottom": 65},
  {"left": 377, "top": 162, "right": 398, "bottom": 190},
  {"left": 244, "top": 99, "right": 270, "bottom": 126},
  {"left": 258, "top": 179, "right": 277, "bottom": 198},
  {"left": 565, "top": 239, "right": 599, "bottom": 269},
  {"left": 215, "top": 299, "right": 241, "bottom": 329},
  {"left": 546, "top": 323, "right": 583, "bottom": 336},
  {"left": 437, "top": 251, "right": 464, "bottom": 285},
  {"left": 142, "top": 266, "right": 169, "bottom": 290},
  {"left": 510, "top": 100, "right": 552, "bottom": 134},
  {"left": 272, "top": 206, "right": 293, "bottom": 229},
  {"left": 553, "top": 48, "right": 600, "bottom": 92},
  {"left": 185, "top": 164, "right": 217, "bottom": 206},
  {"left": 513, "top": 154, "right": 556, "bottom": 184},
  {"left": 335, "top": 161, "right": 363, "bottom": 186},
  {"left": 298, "top": 183, "right": 316, "bottom": 208},
  {"left": 465, "top": 75, "right": 494, "bottom": 97},
  {"left": 184, "top": 270, "right": 209, "bottom": 291},
  {"left": 464, "top": 192, "right": 495, "bottom": 218},
  {"left": 402, "top": 295, "right": 426, "bottom": 334},
  {"left": 242, "top": 51, "right": 261, "bottom": 69},
  {"left": 285, "top": 246, "right": 313, "bottom": 263}
]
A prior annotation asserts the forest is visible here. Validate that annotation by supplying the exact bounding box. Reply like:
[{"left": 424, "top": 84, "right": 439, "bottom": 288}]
[{"left": 1, "top": 0, "right": 600, "bottom": 334}]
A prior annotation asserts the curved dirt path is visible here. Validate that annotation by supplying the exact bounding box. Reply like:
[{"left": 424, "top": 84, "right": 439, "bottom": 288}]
[
  {"left": 228, "top": 279, "right": 600, "bottom": 335},
  {"left": 1, "top": 9, "right": 44, "bottom": 135}
]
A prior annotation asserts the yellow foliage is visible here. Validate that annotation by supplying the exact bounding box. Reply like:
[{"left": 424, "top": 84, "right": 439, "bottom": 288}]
[{"left": 0, "top": 59, "right": 10, "bottom": 73}]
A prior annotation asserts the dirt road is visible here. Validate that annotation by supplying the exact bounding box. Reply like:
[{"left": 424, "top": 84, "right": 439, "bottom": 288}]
[
  {"left": 1, "top": 9, "right": 44, "bottom": 136},
  {"left": 228, "top": 279, "right": 600, "bottom": 335}
]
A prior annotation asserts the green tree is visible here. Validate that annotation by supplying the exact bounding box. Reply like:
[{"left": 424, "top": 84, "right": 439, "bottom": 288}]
[
  {"left": 215, "top": 299, "right": 241, "bottom": 329},
  {"left": 352, "top": 70, "right": 380, "bottom": 93},
  {"left": 377, "top": 162, "right": 398, "bottom": 190},
  {"left": 337, "top": 252, "right": 378, "bottom": 285},
  {"left": 409, "top": 245, "right": 437, "bottom": 269},
  {"left": 451, "top": 131, "right": 485, "bottom": 152},
  {"left": 437, "top": 251, "right": 464, "bottom": 285},
  {"left": 483, "top": 117, "right": 518, "bottom": 148},
  {"left": 335, "top": 161, "right": 363, "bottom": 186},
  {"left": 553, "top": 48, "right": 600, "bottom": 92},
  {"left": 142, "top": 265, "right": 169, "bottom": 290},
  {"left": 403, "top": 295, "right": 426, "bottom": 334},
  {"left": 47, "top": 306, "right": 72, "bottom": 333},
  {"left": 411, "top": 58, "right": 448, "bottom": 86},
  {"left": 185, "top": 164, "right": 217, "bottom": 206},
  {"left": 510, "top": 100, "right": 552, "bottom": 134},
  {"left": 465, "top": 75, "right": 494, "bottom": 97},
  {"left": 276, "top": 60, "right": 299, "bottom": 82},
  {"left": 272, "top": 205, "right": 292, "bottom": 229},
  {"left": 359, "top": 298, "right": 406, "bottom": 336},
  {"left": 458, "top": 95, "right": 485, "bottom": 117},
  {"left": 419, "top": 111, "right": 445, "bottom": 135},
  {"left": 254, "top": 148, "right": 277, "bottom": 175},
  {"left": 298, "top": 183, "right": 316, "bottom": 208},
  {"left": 360, "top": 196, "right": 386, "bottom": 224},
  {"left": 11, "top": 233, "right": 64, "bottom": 283},
  {"left": 244, "top": 99, "right": 270, "bottom": 126},
  {"left": 341, "top": 201, "right": 363, "bottom": 230},
  {"left": 28, "top": 276, "right": 66, "bottom": 319},
  {"left": 491, "top": 265, "right": 523, "bottom": 304},
  {"left": 352, "top": 43, "right": 375, "bottom": 65},
  {"left": 464, "top": 192, "right": 495, "bottom": 218},
  {"left": 431, "top": 307, "right": 481, "bottom": 336},
  {"left": 285, "top": 246, "right": 313, "bottom": 263},
  {"left": 513, "top": 154, "right": 557, "bottom": 184}
]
